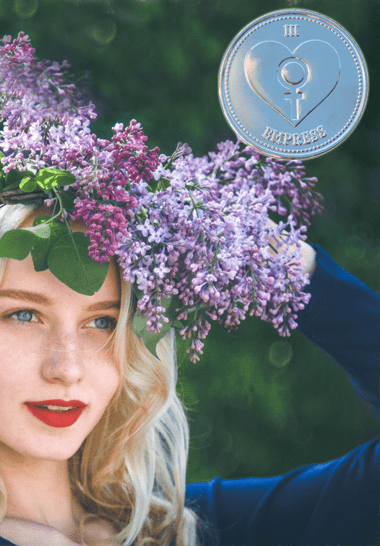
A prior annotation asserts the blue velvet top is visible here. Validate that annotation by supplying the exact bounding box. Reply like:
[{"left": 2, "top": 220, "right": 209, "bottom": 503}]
[
  {"left": 186, "top": 244, "right": 380, "bottom": 546},
  {"left": 0, "top": 244, "right": 379, "bottom": 546}
]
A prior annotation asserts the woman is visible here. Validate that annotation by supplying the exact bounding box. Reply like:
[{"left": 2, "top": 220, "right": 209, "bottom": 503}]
[
  {"left": 0, "top": 201, "right": 378, "bottom": 546},
  {"left": 0, "top": 32, "right": 377, "bottom": 546},
  {"left": 0, "top": 202, "right": 197, "bottom": 546}
]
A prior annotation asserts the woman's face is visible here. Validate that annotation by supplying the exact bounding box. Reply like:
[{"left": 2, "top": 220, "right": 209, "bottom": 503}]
[{"left": 0, "top": 210, "right": 122, "bottom": 463}]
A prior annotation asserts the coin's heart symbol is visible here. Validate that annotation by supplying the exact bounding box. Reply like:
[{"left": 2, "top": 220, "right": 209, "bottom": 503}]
[{"left": 244, "top": 40, "right": 340, "bottom": 127}]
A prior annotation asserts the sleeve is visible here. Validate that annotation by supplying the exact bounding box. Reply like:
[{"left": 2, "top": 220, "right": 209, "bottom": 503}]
[
  {"left": 295, "top": 244, "right": 380, "bottom": 422},
  {"left": 185, "top": 245, "right": 380, "bottom": 546}
]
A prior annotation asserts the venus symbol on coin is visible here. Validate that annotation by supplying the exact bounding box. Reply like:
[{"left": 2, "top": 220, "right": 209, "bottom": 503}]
[
  {"left": 277, "top": 57, "right": 310, "bottom": 122},
  {"left": 219, "top": 9, "right": 369, "bottom": 159}
]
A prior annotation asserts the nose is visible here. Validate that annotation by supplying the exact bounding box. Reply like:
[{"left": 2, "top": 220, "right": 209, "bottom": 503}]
[{"left": 41, "top": 330, "right": 86, "bottom": 385}]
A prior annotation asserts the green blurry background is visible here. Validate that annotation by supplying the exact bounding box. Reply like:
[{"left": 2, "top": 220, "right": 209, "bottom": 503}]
[{"left": 1, "top": 0, "right": 378, "bottom": 483}]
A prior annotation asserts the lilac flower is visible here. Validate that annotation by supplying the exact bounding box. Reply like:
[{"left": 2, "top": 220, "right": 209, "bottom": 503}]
[
  {"left": 0, "top": 33, "right": 325, "bottom": 363},
  {"left": 154, "top": 262, "right": 171, "bottom": 279}
]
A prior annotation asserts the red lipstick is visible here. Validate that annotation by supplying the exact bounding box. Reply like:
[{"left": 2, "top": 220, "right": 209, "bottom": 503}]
[{"left": 25, "top": 399, "right": 87, "bottom": 428}]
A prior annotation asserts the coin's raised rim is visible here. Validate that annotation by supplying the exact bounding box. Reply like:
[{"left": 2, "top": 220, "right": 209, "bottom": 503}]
[{"left": 218, "top": 8, "right": 369, "bottom": 159}]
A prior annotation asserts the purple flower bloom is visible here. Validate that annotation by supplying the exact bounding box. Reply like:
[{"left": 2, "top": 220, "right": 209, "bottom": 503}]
[{"left": 0, "top": 33, "right": 324, "bottom": 363}]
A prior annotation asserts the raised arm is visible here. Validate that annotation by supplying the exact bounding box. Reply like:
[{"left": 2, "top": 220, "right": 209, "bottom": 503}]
[
  {"left": 265, "top": 217, "right": 379, "bottom": 419},
  {"left": 186, "top": 234, "right": 380, "bottom": 546}
]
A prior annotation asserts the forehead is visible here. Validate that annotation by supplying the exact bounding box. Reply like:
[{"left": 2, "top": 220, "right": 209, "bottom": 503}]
[{"left": 0, "top": 206, "right": 121, "bottom": 300}]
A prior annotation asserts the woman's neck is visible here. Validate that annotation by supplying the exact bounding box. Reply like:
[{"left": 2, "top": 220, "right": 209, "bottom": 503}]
[{"left": 0, "top": 454, "right": 79, "bottom": 536}]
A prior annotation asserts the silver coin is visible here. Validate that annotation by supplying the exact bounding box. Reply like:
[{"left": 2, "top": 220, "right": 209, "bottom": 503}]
[{"left": 218, "top": 9, "right": 369, "bottom": 159}]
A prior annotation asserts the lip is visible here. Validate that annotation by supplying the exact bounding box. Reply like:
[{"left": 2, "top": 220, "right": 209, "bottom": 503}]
[
  {"left": 26, "top": 399, "right": 87, "bottom": 408},
  {"left": 25, "top": 404, "right": 86, "bottom": 428}
]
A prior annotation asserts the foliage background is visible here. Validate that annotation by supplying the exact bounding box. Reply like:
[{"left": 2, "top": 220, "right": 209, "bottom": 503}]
[{"left": 0, "top": 0, "right": 379, "bottom": 483}]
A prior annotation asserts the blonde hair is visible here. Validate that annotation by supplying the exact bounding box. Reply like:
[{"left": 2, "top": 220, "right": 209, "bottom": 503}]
[{"left": 0, "top": 204, "right": 218, "bottom": 546}]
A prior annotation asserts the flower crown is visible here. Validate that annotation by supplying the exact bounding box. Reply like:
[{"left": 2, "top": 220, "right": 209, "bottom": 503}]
[{"left": 0, "top": 32, "right": 324, "bottom": 363}]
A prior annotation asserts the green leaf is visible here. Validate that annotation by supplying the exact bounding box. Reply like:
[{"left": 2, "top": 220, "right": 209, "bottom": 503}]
[
  {"left": 59, "top": 189, "right": 76, "bottom": 212},
  {"left": 133, "top": 310, "right": 172, "bottom": 361},
  {"left": 47, "top": 231, "right": 109, "bottom": 295},
  {"left": 21, "top": 222, "right": 51, "bottom": 239},
  {"left": 0, "top": 156, "right": 5, "bottom": 191},
  {"left": 3, "top": 169, "right": 35, "bottom": 191},
  {"left": 20, "top": 176, "right": 38, "bottom": 192},
  {"left": 0, "top": 229, "right": 36, "bottom": 260},
  {"left": 132, "top": 293, "right": 183, "bottom": 360},
  {"left": 132, "top": 283, "right": 145, "bottom": 301},
  {"left": 31, "top": 216, "right": 69, "bottom": 272},
  {"left": 18, "top": 223, "right": 50, "bottom": 270},
  {"left": 32, "top": 215, "right": 54, "bottom": 228},
  {"left": 31, "top": 237, "right": 50, "bottom": 271},
  {"left": 36, "top": 168, "right": 76, "bottom": 191}
]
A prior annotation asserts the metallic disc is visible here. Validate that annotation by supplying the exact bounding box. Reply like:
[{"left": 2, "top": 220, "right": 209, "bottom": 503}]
[{"left": 218, "top": 9, "right": 369, "bottom": 159}]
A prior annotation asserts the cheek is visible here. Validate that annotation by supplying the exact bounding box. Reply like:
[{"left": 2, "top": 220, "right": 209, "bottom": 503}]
[
  {"left": 0, "top": 327, "right": 45, "bottom": 356},
  {"left": 87, "top": 364, "right": 121, "bottom": 432},
  {"left": 0, "top": 334, "right": 39, "bottom": 384},
  {"left": 91, "top": 355, "right": 122, "bottom": 405},
  {"left": 0, "top": 373, "right": 25, "bottom": 403}
]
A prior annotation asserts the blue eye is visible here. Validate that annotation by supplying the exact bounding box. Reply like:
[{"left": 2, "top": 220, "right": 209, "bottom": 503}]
[
  {"left": 13, "top": 310, "right": 34, "bottom": 322},
  {"left": 92, "top": 317, "right": 116, "bottom": 330}
]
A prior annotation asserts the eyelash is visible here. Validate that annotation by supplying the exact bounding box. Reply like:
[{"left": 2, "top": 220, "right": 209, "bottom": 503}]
[{"left": 3, "top": 309, "right": 117, "bottom": 332}]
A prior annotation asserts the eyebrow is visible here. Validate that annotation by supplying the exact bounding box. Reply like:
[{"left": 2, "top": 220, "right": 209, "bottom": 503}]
[{"left": 0, "top": 289, "right": 120, "bottom": 312}]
